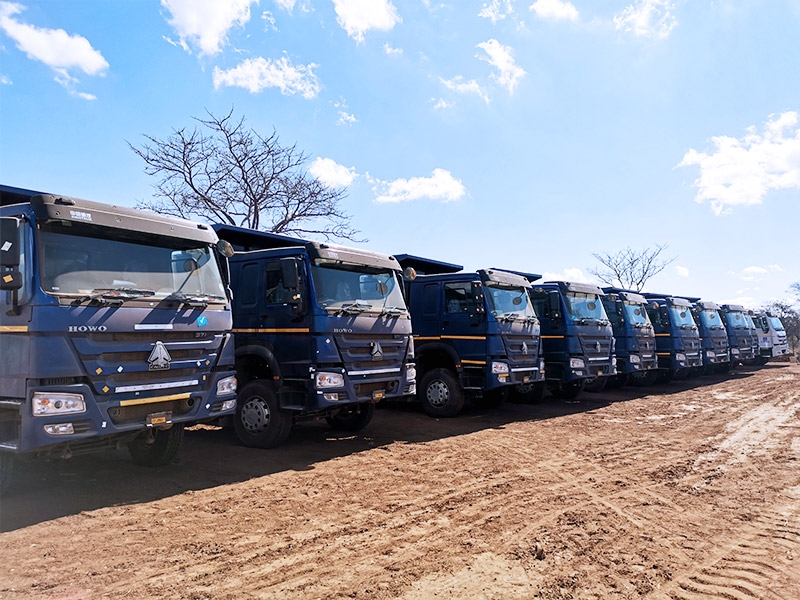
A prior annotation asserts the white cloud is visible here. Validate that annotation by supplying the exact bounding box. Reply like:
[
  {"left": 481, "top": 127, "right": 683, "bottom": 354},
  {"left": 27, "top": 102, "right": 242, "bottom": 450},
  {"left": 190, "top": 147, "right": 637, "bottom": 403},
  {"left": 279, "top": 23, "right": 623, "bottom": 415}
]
[
  {"left": 309, "top": 158, "right": 358, "bottom": 188},
  {"left": 337, "top": 111, "right": 357, "bottom": 126},
  {"left": 161, "top": 0, "right": 256, "bottom": 56},
  {"left": 0, "top": 1, "right": 108, "bottom": 97},
  {"left": 479, "top": 0, "right": 515, "bottom": 24},
  {"left": 677, "top": 111, "right": 800, "bottom": 215},
  {"left": 373, "top": 168, "right": 466, "bottom": 203},
  {"left": 383, "top": 42, "right": 403, "bottom": 56},
  {"left": 476, "top": 39, "right": 525, "bottom": 94},
  {"left": 212, "top": 56, "right": 321, "bottom": 98},
  {"left": 735, "top": 264, "right": 783, "bottom": 282},
  {"left": 431, "top": 98, "right": 454, "bottom": 110},
  {"left": 674, "top": 265, "right": 689, "bottom": 278},
  {"left": 440, "top": 76, "right": 489, "bottom": 104},
  {"left": 274, "top": 0, "right": 295, "bottom": 11},
  {"left": 541, "top": 268, "right": 592, "bottom": 284},
  {"left": 0, "top": 74, "right": 11, "bottom": 85},
  {"left": 530, "top": 0, "right": 578, "bottom": 22},
  {"left": 614, "top": 0, "right": 677, "bottom": 40},
  {"left": 332, "top": 0, "right": 401, "bottom": 43}
]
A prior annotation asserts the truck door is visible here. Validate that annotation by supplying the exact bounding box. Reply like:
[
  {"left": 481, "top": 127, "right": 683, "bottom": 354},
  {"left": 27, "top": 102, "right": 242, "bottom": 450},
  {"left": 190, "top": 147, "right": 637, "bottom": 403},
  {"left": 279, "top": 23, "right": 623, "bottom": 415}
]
[{"left": 441, "top": 281, "right": 486, "bottom": 364}]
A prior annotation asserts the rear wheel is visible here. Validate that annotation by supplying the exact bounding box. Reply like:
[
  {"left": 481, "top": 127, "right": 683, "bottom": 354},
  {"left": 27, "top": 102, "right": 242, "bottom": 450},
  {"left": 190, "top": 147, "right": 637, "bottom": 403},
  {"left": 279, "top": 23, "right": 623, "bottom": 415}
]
[
  {"left": 234, "top": 380, "right": 293, "bottom": 449},
  {"left": 128, "top": 423, "right": 184, "bottom": 467},
  {"left": 326, "top": 403, "right": 375, "bottom": 431},
  {"left": 419, "top": 368, "right": 464, "bottom": 418}
]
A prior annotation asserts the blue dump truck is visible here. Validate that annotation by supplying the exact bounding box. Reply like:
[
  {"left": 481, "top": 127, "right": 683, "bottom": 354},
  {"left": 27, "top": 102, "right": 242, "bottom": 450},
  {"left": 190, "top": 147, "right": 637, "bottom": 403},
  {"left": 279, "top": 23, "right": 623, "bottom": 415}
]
[
  {"left": 395, "top": 255, "right": 544, "bottom": 416},
  {"left": 682, "top": 298, "right": 732, "bottom": 374},
  {"left": 755, "top": 311, "right": 790, "bottom": 364},
  {"left": 214, "top": 225, "right": 416, "bottom": 447},
  {"left": 600, "top": 288, "right": 659, "bottom": 387},
  {"left": 642, "top": 293, "right": 703, "bottom": 381},
  {"left": 0, "top": 186, "right": 238, "bottom": 490},
  {"left": 719, "top": 304, "right": 758, "bottom": 366},
  {"left": 528, "top": 281, "right": 615, "bottom": 398}
]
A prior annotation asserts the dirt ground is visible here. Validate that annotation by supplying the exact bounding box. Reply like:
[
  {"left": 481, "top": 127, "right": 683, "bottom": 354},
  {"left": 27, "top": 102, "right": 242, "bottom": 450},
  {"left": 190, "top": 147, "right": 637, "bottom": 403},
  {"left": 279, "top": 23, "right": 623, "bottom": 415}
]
[{"left": 1, "top": 362, "right": 799, "bottom": 600}]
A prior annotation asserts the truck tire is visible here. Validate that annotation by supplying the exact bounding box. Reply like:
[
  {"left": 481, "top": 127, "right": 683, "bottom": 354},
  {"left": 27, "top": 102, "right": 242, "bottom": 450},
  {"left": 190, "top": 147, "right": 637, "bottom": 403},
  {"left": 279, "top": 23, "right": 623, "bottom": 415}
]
[
  {"left": 551, "top": 380, "right": 584, "bottom": 400},
  {"left": 128, "top": 423, "right": 184, "bottom": 467},
  {"left": 234, "top": 380, "right": 293, "bottom": 449},
  {"left": 629, "top": 370, "right": 657, "bottom": 387},
  {"left": 0, "top": 452, "right": 14, "bottom": 494},
  {"left": 512, "top": 382, "right": 547, "bottom": 404},
  {"left": 326, "top": 403, "right": 375, "bottom": 431},
  {"left": 419, "top": 368, "right": 465, "bottom": 418}
]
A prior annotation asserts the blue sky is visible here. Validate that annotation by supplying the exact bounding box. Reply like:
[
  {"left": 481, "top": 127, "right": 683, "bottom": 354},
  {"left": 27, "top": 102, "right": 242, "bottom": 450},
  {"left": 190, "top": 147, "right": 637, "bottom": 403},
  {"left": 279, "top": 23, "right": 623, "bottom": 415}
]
[{"left": 1, "top": 0, "right": 798, "bottom": 308}]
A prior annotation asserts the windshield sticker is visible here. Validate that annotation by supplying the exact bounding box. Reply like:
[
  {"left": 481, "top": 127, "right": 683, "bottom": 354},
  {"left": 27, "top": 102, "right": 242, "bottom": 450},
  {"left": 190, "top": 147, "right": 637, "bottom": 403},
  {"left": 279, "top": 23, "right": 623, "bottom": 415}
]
[
  {"left": 196, "top": 316, "right": 208, "bottom": 327},
  {"left": 1, "top": 241, "right": 11, "bottom": 252}
]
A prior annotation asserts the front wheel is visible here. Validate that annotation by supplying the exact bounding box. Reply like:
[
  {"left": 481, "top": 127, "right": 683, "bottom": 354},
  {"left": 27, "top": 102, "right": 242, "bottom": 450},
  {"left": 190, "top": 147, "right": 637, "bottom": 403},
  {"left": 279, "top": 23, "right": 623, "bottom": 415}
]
[
  {"left": 128, "top": 423, "right": 184, "bottom": 467},
  {"left": 234, "top": 381, "right": 293, "bottom": 449},
  {"left": 326, "top": 403, "right": 376, "bottom": 431},
  {"left": 419, "top": 368, "right": 465, "bottom": 418}
]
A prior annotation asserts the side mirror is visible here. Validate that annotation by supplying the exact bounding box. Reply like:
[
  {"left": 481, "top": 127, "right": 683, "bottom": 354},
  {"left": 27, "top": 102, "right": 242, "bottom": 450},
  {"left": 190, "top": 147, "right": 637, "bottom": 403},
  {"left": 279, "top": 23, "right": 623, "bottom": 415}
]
[
  {"left": 280, "top": 257, "right": 305, "bottom": 315},
  {"left": 403, "top": 266, "right": 417, "bottom": 281},
  {"left": 547, "top": 290, "right": 561, "bottom": 320},
  {"left": 471, "top": 281, "right": 485, "bottom": 314},
  {"left": 216, "top": 239, "right": 234, "bottom": 259}
]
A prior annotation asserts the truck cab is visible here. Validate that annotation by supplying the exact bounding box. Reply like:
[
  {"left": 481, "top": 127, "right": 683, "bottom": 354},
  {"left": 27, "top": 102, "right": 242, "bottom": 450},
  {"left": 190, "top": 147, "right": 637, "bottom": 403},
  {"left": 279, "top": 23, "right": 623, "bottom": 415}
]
[
  {"left": 0, "top": 186, "right": 237, "bottom": 490},
  {"left": 642, "top": 294, "right": 703, "bottom": 382},
  {"left": 529, "top": 281, "right": 615, "bottom": 398},
  {"left": 396, "top": 255, "right": 544, "bottom": 416},
  {"left": 687, "top": 299, "right": 731, "bottom": 373},
  {"left": 215, "top": 225, "right": 415, "bottom": 447},
  {"left": 755, "top": 312, "right": 789, "bottom": 363},
  {"left": 600, "top": 288, "right": 658, "bottom": 387},
  {"left": 719, "top": 304, "right": 758, "bottom": 366}
]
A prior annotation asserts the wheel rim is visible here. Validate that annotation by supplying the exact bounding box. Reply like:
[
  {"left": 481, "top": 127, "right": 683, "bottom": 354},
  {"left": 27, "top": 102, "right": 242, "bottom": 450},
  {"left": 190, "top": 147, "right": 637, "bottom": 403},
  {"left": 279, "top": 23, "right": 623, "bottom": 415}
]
[
  {"left": 426, "top": 380, "right": 450, "bottom": 407},
  {"left": 240, "top": 396, "right": 271, "bottom": 434}
]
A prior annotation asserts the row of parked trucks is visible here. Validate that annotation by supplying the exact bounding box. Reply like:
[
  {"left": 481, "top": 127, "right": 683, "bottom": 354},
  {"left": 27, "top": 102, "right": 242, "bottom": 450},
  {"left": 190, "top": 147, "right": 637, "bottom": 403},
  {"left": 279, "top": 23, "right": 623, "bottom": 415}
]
[{"left": 0, "top": 186, "right": 791, "bottom": 489}]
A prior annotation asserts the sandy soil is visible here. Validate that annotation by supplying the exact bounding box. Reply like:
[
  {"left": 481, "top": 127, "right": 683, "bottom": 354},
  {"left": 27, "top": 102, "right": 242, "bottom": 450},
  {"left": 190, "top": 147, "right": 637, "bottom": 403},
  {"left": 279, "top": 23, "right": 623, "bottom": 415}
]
[{"left": 1, "top": 363, "right": 799, "bottom": 599}]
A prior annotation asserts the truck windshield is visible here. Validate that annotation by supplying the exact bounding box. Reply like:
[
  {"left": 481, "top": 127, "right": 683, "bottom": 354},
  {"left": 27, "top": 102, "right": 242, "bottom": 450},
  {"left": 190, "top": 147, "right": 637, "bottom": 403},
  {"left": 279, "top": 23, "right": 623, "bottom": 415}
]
[
  {"left": 744, "top": 314, "right": 757, "bottom": 330},
  {"left": 698, "top": 309, "right": 724, "bottom": 329},
  {"left": 724, "top": 311, "right": 747, "bottom": 330},
  {"left": 38, "top": 227, "right": 227, "bottom": 303},
  {"left": 623, "top": 302, "right": 651, "bottom": 327},
  {"left": 669, "top": 306, "right": 697, "bottom": 329},
  {"left": 564, "top": 292, "right": 609, "bottom": 324},
  {"left": 768, "top": 317, "right": 785, "bottom": 331},
  {"left": 311, "top": 262, "right": 407, "bottom": 315},
  {"left": 485, "top": 284, "right": 537, "bottom": 321}
]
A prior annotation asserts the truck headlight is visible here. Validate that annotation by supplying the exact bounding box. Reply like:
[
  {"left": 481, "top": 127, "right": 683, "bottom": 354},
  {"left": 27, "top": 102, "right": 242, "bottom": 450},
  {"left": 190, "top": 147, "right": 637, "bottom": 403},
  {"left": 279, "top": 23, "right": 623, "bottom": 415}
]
[
  {"left": 491, "top": 362, "right": 509, "bottom": 374},
  {"left": 32, "top": 392, "right": 86, "bottom": 416},
  {"left": 675, "top": 353, "right": 686, "bottom": 362},
  {"left": 216, "top": 375, "right": 237, "bottom": 396},
  {"left": 569, "top": 358, "right": 585, "bottom": 369},
  {"left": 406, "top": 364, "right": 417, "bottom": 382},
  {"left": 315, "top": 372, "right": 345, "bottom": 388},
  {"left": 705, "top": 350, "right": 715, "bottom": 360},
  {"left": 629, "top": 354, "right": 641, "bottom": 364},
  {"left": 731, "top": 348, "right": 740, "bottom": 356}
]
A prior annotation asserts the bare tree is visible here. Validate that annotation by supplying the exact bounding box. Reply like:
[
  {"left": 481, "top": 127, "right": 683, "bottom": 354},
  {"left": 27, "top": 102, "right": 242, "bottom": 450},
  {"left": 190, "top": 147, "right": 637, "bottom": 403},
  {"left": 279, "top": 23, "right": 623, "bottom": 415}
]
[
  {"left": 588, "top": 244, "right": 676, "bottom": 292},
  {"left": 129, "top": 109, "right": 361, "bottom": 241}
]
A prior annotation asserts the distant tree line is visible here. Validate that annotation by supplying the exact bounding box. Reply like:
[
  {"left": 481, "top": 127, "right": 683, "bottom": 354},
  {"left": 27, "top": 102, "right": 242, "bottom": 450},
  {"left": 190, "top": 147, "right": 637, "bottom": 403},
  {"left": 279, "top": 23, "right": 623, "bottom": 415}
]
[{"left": 762, "top": 282, "right": 800, "bottom": 356}]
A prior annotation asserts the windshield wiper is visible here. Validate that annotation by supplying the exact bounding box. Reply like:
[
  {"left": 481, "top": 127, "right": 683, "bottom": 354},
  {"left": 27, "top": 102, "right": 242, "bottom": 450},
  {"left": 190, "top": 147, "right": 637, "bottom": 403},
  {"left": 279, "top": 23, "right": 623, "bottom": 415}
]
[
  {"left": 380, "top": 305, "right": 405, "bottom": 318},
  {"left": 164, "top": 292, "right": 222, "bottom": 309},
  {"left": 339, "top": 300, "right": 373, "bottom": 315},
  {"left": 72, "top": 287, "right": 155, "bottom": 307}
]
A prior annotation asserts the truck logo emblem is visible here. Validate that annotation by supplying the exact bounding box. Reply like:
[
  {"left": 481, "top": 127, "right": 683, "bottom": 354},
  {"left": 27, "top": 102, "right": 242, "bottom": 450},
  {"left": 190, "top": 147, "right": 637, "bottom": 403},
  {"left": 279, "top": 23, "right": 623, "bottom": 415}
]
[
  {"left": 595, "top": 341, "right": 601, "bottom": 353},
  {"left": 148, "top": 341, "right": 172, "bottom": 371},
  {"left": 522, "top": 342, "right": 529, "bottom": 355},
  {"left": 370, "top": 341, "right": 383, "bottom": 361}
]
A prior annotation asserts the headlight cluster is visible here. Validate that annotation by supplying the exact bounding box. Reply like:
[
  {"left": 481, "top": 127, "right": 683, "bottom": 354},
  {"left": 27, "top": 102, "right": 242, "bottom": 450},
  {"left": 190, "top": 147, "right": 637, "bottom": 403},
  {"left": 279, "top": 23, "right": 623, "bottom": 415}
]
[
  {"left": 675, "top": 353, "right": 686, "bottom": 362},
  {"left": 32, "top": 392, "right": 85, "bottom": 416},
  {"left": 315, "top": 372, "right": 345, "bottom": 389},
  {"left": 491, "top": 362, "right": 509, "bottom": 374},
  {"left": 406, "top": 364, "right": 417, "bottom": 381},
  {"left": 569, "top": 358, "right": 585, "bottom": 369},
  {"left": 216, "top": 375, "right": 237, "bottom": 396},
  {"left": 629, "top": 354, "right": 641, "bottom": 364}
]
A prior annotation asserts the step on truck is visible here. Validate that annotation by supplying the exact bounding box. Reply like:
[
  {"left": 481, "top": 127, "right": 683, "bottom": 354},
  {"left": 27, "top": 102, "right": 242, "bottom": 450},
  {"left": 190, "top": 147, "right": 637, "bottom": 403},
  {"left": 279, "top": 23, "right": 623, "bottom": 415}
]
[
  {"left": 685, "top": 299, "right": 732, "bottom": 374},
  {"left": 528, "top": 281, "right": 616, "bottom": 398},
  {"left": 600, "top": 288, "right": 659, "bottom": 387},
  {"left": 718, "top": 304, "right": 758, "bottom": 366},
  {"left": 214, "top": 225, "right": 416, "bottom": 447},
  {"left": 755, "top": 311, "right": 789, "bottom": 364},
  {"left": 394, "top": 255, "right": 544, "bottom": 416},
  {"left": 0, "top": 186, "right": 238, "bottom": 491},
  {"left": 642, "top": 293, "right": 703, "bottom": 382}
]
